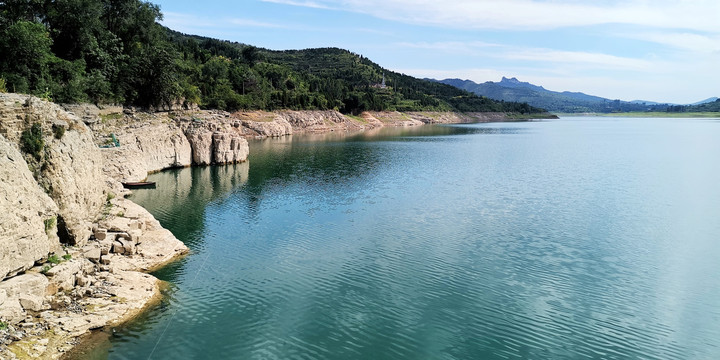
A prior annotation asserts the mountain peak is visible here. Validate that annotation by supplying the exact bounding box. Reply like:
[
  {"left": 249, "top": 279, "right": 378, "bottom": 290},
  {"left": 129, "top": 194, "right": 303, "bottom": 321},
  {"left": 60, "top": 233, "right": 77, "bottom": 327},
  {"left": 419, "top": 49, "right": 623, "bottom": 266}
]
[{"left": 501, "top": 76, "right": 520, "bottom": 83}]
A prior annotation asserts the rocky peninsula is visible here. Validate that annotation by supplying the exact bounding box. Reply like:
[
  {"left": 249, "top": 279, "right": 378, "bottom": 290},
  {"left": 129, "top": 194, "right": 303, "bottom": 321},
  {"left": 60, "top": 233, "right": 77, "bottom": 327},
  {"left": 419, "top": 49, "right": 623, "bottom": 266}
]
[{"left": 0, "top": 92, "right": 541, "bottom": 359}]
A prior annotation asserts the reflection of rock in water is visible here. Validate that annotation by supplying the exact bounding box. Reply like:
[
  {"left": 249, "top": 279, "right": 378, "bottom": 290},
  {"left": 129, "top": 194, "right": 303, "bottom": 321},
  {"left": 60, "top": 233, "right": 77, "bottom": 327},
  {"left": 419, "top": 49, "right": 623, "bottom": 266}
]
[{"left": 128, "top": 162, "right": 249, "bottom": 245}]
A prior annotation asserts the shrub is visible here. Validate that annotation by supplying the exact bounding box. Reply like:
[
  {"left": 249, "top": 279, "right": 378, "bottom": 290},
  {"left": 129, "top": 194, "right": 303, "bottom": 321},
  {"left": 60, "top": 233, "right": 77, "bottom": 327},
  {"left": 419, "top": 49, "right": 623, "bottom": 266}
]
[
  {"left": 52, "top": 124, "right": 66, "bottom": 139},
  {"left": 0, "top": 321, "right": 8, "bottom": 330},
  {"left": 62, "top": 254, "right": 72, "bottom": 261},
  {"left": 44, "top": 217, "right": 56, "bottom": 234},
  {"left": 0, "top": 77, "right": 6, "bottom": 93},
  {"left": 21, "top": 123, "right": 44, "bottom": 160},
  {"left": 48, "top": 254, "right": 61, "bottom": 264}
]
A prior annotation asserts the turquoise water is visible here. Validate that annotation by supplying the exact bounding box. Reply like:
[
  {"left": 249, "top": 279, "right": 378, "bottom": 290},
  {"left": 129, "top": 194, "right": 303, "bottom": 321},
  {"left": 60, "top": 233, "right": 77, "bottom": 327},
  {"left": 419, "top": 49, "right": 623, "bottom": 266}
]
[{"left": 91, "top": 118, "right": 720, "bottom": 359}]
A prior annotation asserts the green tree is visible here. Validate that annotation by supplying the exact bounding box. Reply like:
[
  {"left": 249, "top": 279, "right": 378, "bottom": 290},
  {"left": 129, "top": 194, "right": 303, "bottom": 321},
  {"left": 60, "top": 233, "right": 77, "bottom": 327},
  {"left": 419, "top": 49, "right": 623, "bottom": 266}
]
[{"left": 0, "top": 20, "right": 53, "bottom": 93}]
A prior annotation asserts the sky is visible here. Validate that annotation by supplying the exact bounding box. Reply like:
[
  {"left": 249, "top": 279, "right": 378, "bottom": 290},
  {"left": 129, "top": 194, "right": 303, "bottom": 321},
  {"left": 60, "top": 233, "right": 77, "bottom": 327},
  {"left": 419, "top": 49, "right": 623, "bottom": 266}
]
[{"left": 152, "top": 0, "right": 719, "bottom": 104}]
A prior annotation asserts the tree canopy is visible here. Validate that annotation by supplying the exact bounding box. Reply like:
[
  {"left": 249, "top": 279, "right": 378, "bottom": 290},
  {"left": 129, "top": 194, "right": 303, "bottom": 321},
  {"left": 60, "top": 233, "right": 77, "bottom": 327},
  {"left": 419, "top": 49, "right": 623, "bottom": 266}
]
[{"left": 0, "top": 0, "right": 547, "bottom": 114}]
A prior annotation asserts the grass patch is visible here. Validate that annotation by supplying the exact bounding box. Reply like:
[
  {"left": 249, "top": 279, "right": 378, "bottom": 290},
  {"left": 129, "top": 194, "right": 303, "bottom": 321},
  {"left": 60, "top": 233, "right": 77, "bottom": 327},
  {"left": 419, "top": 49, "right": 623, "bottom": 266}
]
[
  {"left": 0, "top": 321, "right": 8, "bottom": 330},
  {"left": 52, "top": 124, "right": 66, "bottom": 139},
  {"left": 100, "top": 113, "right": 123, "bottom": 123},
  {"left": 47, "top": 254, "right": 61, "bottom": 264},
  {"left": 44, "top": 217, "right": 56, "bottom": 234},
  {"left": 20, "top": 123, "right": 44, "bottom": 161},
  {"left": 346, "top": 114, "right": 368, "bottom": 124}
]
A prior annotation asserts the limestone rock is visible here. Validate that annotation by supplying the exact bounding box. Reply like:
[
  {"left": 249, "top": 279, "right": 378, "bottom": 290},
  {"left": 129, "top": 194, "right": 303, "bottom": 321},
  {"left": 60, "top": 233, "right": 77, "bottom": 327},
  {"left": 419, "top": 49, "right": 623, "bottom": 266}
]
[
  {"left": 0, "top": 274, "right": 47, "bottom": 299},
  {"left": 0, "top": 135, "right": 59, "bottom": 279},
  {"left": 0, "top": 93, "right": 106, "bottom": 247},
  {"left": 94, "top": 228, "right": 107, "bottom": 241},
  {"left": 212, "top": 131, "right": 249, "bottom": 164},
  {"left": 186, "top": 128, "right": 213, "bottom": 165},
  {"left": 45, "top": 259, "right": 93, "bottom": 292},
  {"left": 0, "top": 298, "right": 25, "bottom": 323},
  {"left": 275, "top": 110, "right": 365, "bottom": 133},
  {"left": 85, "top": 248, "right": 101, "bottom": 264},
  {"left": 241, "top": 118, "right": 293, "bottom": 137},
  {"left": 100, "top": 121, "right": 192, "bottom": 182},
  {"left": 43, "top": 117, "right": 105, "bottom": 246},
  {"left": 186, "top": 128, "right": 248, "bottom": 165},
  {"left": 19, "top": 295, "right": 47, "bottom": 312}
]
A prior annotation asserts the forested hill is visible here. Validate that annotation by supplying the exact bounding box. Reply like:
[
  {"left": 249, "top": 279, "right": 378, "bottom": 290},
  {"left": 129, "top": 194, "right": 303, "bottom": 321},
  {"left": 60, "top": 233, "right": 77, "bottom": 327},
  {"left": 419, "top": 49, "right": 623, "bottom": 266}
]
[
  {"left": 0, "top": 0, "right": 546, "bottom": 115},
  {"left": 437, "top": 77, "right": 672, "bottom": 113}
]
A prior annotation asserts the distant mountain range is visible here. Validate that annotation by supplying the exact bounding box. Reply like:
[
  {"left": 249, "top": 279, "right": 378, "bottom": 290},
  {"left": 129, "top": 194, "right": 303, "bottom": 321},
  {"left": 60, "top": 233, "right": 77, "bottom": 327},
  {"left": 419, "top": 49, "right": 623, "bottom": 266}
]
[{"left": 436, "top": 77, "right": 717, "bottom": 113}]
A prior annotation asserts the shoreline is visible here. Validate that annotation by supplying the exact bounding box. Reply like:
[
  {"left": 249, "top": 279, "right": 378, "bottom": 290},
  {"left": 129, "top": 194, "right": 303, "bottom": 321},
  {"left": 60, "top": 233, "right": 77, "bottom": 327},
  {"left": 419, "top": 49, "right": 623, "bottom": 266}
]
[{"left": 0, "top": 93, "right": 554, "bottom": 359}]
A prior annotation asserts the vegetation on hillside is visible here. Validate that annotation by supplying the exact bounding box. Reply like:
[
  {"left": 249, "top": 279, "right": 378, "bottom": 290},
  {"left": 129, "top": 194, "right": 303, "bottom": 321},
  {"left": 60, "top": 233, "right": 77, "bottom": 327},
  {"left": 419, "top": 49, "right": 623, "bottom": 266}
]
[
  {"left": 440, "top": 78, "right": 718, "bottom": 114},
  {"left": 666, "top": 99, "right": 720, "bottom": 113},
  {"left": 0, "top": 0, "right": 546, "bottom": 115}
]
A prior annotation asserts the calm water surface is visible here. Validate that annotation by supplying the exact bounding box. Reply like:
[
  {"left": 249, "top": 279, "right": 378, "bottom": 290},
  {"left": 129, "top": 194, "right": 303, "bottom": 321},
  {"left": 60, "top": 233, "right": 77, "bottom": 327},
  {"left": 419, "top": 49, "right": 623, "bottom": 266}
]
[{"left": 84, "top": 117, "right": 720, "bottom": 359}]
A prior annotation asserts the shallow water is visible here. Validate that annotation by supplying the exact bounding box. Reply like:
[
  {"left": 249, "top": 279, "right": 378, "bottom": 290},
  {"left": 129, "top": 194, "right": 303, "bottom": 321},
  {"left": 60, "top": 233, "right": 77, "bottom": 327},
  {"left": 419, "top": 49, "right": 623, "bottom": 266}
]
[{"left": 85, "top": 118, "right": 720, "bottom": 359}]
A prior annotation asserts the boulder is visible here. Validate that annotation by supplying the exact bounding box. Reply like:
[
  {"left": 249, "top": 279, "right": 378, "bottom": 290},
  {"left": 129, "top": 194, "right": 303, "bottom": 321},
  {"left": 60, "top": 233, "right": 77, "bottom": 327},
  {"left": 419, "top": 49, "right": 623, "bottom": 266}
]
[
  {"left": 0, "top": 273, "right": 48, "bottom": 299},
  {"left": 45, "top": 259, "right": 93, "bottom": 292},
  {"left": 19, "top": 295, "right": 47, "bottom": 312},
  {"left": 85, "top": 248, "right": 102, "bottom": 264},
  {"left": 0, "top": 298, "right": 25, "bottom": 323},
  {"left": 94, "top": 228, "right": 107, "bottom": 241}
]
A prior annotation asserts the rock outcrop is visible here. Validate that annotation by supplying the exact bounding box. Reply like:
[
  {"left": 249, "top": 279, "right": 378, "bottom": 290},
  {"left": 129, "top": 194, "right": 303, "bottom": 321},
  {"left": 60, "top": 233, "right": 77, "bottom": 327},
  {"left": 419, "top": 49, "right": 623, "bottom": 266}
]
[
  {"left": 0, "top": 94, "right": 105, "bottom": 246},
  {"left": 0, "top": 137, "right": 60, "bottom": 279},
  {"left": 0, "top": 94, "right": 189, "bottom": 359},
  {"left": 98, "top": 120, "right": 192, "bottom": 182},
  {"left": 240, "top": 118, "right": 293, "bottom": 137},
  {"left": 184, "top": 124, "right": 249, "bottom": 166},
  {"left": 276, "top": 110, "right": 369, "bottom": 133}
]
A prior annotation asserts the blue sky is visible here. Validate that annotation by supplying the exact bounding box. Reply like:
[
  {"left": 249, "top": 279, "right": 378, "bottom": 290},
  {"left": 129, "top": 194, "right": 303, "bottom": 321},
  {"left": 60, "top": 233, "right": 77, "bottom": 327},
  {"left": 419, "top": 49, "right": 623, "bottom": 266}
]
[{"left": 153, "top": 0, "right": 719, "bottom": 104}]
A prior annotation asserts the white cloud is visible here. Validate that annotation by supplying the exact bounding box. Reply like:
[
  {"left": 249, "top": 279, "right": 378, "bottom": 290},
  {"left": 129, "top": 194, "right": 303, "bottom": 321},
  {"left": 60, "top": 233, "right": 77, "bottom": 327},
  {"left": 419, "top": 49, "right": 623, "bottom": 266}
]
[
  {"left": 396, "top": 41, "right": 658, "bottom": 71},
  {"left": 262, "top": 0, "right": 720, "bottom": 33},
  {"left": 503, "top": 49, "right": 655, "bottom": 71},
  {"left": 261, "top": 0, "right": 335, "bottom": 10},
  {"left": 623, "top": 32, "right": 720, "bottom": 53},
  {"left": 162, "top": 12, "right": 287, "bottom": 32},
  {"left": 228, "top": 19, "right": 287, "bottom": 29}
]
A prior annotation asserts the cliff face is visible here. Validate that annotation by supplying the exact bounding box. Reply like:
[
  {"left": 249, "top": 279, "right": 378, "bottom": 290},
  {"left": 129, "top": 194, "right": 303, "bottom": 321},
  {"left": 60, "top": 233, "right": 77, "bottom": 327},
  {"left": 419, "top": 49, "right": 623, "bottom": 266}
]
[
  {"left": 97, "top": 121, "right": 193, "bottom": 182},
  {"left": 0, "top": 94, "right": 189, "bottom": 357},
  {"left": 0, "top": 94, "right": 105, "bottom": 248},
  {"left": 0, "top": 136, "right": 60, "bottom": 279}
]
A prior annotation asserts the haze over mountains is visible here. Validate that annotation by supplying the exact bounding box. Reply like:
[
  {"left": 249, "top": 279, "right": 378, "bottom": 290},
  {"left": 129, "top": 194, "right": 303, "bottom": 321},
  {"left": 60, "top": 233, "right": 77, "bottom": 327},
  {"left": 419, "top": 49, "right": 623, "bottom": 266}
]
[{"left": 438, "top": 77, "right": 719, "bottom": 113}]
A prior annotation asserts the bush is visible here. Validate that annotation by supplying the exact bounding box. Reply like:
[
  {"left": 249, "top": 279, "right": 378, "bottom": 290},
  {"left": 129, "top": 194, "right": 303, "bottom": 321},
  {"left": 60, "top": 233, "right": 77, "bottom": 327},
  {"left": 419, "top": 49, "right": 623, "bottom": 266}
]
[
  {"left": 21, "top": 123, "right": 44, "bottom": 160},
  {"left": 44, "top": 217, "right": 56, "bottom": 234},
  {"left": 0, "top": 77, "right": 6, "bottom": 93},
  {"left": 48, "top": 254, "right": 61, "bottom": 264},
  {"left": 52, "top": 124, "right": 66, "bottom": 139}
]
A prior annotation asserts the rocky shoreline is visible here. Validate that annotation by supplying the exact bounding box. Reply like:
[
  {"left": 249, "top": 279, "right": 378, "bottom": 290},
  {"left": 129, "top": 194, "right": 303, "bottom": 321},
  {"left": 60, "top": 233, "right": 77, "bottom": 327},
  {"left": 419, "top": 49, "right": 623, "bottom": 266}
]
[{"left": 0, "top": 93, "right": 547, "bottom": 359}]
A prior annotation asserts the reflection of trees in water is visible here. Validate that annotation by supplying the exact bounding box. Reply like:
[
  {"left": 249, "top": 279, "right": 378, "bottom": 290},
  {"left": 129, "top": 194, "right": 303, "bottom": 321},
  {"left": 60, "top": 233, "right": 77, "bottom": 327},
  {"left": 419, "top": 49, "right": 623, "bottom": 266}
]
[
  {"left": 244, "top": 135, "right": 385, "bottom": 217},
  {"left": 240, "top": 125, "right": 495, "bottom": 215},
  {"left": 132, "top": 123, "right": 515, "bottom": 246},
  {"left": 129, "top": 162, "right": 249, "bottom": 247}
]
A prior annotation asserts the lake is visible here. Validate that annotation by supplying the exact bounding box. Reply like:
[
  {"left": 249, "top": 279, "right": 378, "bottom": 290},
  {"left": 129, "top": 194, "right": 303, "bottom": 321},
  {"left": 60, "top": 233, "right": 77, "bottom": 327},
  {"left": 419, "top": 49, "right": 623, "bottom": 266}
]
[{"left": 81, "top": 117, "right": 720, "bottom": 359}]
